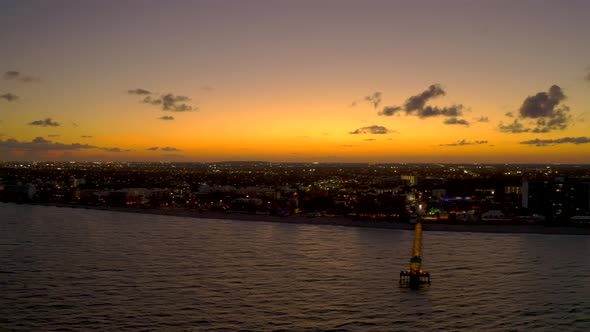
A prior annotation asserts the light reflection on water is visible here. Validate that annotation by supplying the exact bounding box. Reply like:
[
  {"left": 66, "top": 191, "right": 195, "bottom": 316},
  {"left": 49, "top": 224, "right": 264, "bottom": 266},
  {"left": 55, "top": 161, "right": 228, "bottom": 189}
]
[{"left": 1, "top": 203, "right": 589, "bottom": 331}]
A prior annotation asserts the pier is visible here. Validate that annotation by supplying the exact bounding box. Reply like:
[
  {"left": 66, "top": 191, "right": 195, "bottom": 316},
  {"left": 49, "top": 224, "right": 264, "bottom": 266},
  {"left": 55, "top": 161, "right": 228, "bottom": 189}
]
[{"left": 400, "top": 221, "right": 431, "bottom": 288}]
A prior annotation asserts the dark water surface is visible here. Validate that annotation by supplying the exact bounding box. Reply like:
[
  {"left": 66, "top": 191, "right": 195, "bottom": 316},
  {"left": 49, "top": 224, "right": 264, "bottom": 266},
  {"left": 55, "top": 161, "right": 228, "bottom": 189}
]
[{"left": 1, "top": 203, "right": 589, "bottom": 331}]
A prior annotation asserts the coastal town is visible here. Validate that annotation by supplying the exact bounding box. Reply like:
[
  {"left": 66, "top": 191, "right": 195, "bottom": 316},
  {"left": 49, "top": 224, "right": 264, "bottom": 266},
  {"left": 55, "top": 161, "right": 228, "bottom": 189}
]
[{"left": 2, "top": 161, "right": 589, "bottom": 227}]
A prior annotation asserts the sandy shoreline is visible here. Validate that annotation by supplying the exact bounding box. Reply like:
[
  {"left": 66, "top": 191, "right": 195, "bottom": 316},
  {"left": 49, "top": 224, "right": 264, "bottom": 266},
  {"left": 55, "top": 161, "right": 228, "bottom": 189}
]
[{"left": 21, "top": 202, "right": 590, "bottom": 236}]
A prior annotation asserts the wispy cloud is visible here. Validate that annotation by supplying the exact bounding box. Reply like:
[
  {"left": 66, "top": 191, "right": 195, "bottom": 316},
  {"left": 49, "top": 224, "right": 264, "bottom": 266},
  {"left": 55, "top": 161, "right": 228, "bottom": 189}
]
[
  {"left": 364, "top": 92, "right": 382, "bottom": 109},
  {"left": 3, "top": 70, "right": 39, "bottom": 83},
  {"left": 440, "top": 139, "right": 488, "bottom": 146},
  {"left": 128, "top": 88, "right": 197, "bottom": 112},
  {"left": 1, "top": 93, "right": 19, "bottom": 102},
  {"left": 476, "top": 116, "right": 489, "bottom": 123},
  {"left": 499, "top": 119, "right": 529, "bottom": 133},
  {"left": 159, "top": 116, "right": 174, "bottom": 120},
  {"left": 81, "top": 135, "right": 93, "bottom": 138},
  {"left": 0, "top": 137, "right": 126, "bottom": 152},
  {"left": 349, "top": 125, "right": 393, "bottom": 135},
  {"left": 127, "top": 88, "right": 152, "bottom": 95},
  {"left": 29, "top": 118, "right": 60, "bottom": 127},
  {"left": 161, "top": 146, "right": 181, "bottom": 152},
  {"left": 146, "top": 146, "right": 181, "bottom": 151},
  {"left": 519, "top": 137, "right": 590, "bottom": 146}
]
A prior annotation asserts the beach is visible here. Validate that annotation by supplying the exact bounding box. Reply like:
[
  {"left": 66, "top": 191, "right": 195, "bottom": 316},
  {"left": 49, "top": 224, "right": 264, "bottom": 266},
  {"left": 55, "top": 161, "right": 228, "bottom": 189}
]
[{"left": 32, "top": 203, "right": 590, "bottom": 236}]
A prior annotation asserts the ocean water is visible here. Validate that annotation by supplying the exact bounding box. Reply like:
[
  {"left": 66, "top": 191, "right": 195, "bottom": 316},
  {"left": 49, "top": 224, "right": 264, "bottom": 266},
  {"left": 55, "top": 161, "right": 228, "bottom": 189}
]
[{"left": 1, "top": 203, "right": 589, "bottom": 331}]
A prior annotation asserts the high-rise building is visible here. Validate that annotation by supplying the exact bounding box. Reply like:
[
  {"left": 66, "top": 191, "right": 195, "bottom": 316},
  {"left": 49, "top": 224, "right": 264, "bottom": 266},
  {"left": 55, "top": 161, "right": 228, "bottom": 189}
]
[{"left": 522, "top": 177, "right": 590, "bottom": 222}]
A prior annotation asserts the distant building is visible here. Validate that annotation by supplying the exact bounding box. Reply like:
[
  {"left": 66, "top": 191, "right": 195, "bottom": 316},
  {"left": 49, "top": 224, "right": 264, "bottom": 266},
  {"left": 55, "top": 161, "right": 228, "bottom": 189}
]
[{"left": 522, "top": 178, "right": 590, "bottom": 222}]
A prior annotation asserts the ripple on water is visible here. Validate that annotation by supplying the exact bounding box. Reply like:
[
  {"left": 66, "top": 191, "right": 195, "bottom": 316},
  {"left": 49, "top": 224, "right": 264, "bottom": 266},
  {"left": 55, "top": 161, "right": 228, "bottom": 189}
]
[{"left": 1, "top": 203, "right": 590, "bottom": 331}]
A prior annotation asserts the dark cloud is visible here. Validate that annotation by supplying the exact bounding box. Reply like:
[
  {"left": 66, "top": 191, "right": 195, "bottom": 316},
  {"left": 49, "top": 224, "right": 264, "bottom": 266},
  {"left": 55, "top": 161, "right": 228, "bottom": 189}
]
[
  {"left": 404, "top": 84, "right": 445, "bottom": 113},
  {"left": 3, "top": 71, "right": 20, "bottom": 79},
  {"left": 147, "top": 147, "right": 159, "bottom": 151},
  {"left": 349, "top": 125, "right": 393, "bottom": 135},
  {"left": 519, "top": 85, "right": 565, "bottom": 118},
  {"left": 128, "top": 88, "right": 152, "bottom": 95},
  {"left": 378, "top": 106, "right": 402, "bottom": 116},
  {"left": 1, "top": 93, "right": 19, "bottom": 102},
  {"left": 377, "top": 84, "right": 467, "bottom": 125},
  {"left": 29, "top": 118, "right": 60, "bottom": 127},
  {"left": 440, "top": 139, "right": 488, "bottom": 146},
  {"left": 517, "top": 85, "right": 571, "bottom": 133},
  {"left": 142, "top": 93, "right": 195, "bottom": 112},
  {"left": 477, "top": 116, "right": 489, "bottom": 122},
  {"left": 418, "top": 105, "right": 463, "bottom": 118},
  {"left": 159, "top": 116, "right": 174, "bottom": 120},
  {"left": 32, "top": 137, "right": 51, "bottom": 144},
  {"left": 364, "top": 92, "right": 382, "bottom": 109},
  {"left": 81, "top": 135, "right": 93, "bottom": 138},
  {"left": 443, "top": 117, "right": 470, "bottom": 126},
  {"left": 498, "top": 119, "right": 530, "bottom": 133},
  {"left": 0, "top": 137, "right": 95, "bottom": 151},
  {"left": 505, "top": 112, "right": 514, "bottom": 118},
  {"left": 519, "top": 137, "right": 590, "bottom": 146}
]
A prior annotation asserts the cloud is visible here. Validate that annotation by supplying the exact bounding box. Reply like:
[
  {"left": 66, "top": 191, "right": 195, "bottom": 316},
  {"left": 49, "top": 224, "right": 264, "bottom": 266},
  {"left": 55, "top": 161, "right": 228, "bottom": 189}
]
[
  {"left": 0, "top": 137, "right": 122, "bottom": 153},
  {"left": 3, "top": 71, "right": 20, "bottom": 80},
  {"left": 146, "top": 146, "right": 181, "bottom": 151},
  {"left": 376, "top": 84, "right": 467, "bottom": 125},
  {"left": 160, "top": 146, "right": 181, "bottom": 151},
  {"left": 81, "top": 135, "right": 93, "bottom": 138},
  {"left": 503, "top": 85, "right": 572, "bottom": 133},
  {"left": 364, "top": 138, "right": 376, "bottom": 141},
  {"left": 404, "top": 84, "right": 446, "bottom": 113},
  {"left": 498, "top": 119, "right": 530, "bottom": 133},
  {"left": 29, "top": 118, "right": 60, "bottom": 127},
  {"left": 128, "top": 88, "right": 152, "bottom": 95},
  {"left": 505, "top": 112, "right": 514, "bottom": 118},
  {"left": 418, "top": 105, "right": 464, "bottom": 118},
  {"left": 48, "top": 134, "right": 61, "bottom": 138},
  {"left": 142, "top": 93, "right": 195, "bottom": 112},
  {"left": 3, "top": 71, "right": 39, "bottom": 83},
  {"left": 443, "top": 117, "right": 470, "bottom": 126},
  {"left": 340, "top": 145, "right": 353, "bottom": 148},
  {"left": 378, "top": 106, "right": 402, "bottom": 116},
  {"left": 477, "top": 116, "right": 489, "bottom": 123},
  {"left": 103, "top": 147, "right": 126, "bottom": 152},
  {"left": 519, "top": 136, "right": 590, "bottom": 146},
  {"left": 159, "top": 116, "right": 174, "bottom": 120},
  {"left": 32, "top": 137, "right": 51, "bottom": 144},
  {"left": 1, "top": 93, "right": 19, "bottom": 102},
  {"left": 349, "top": 125, "right": 393, "bottom": 135},
  {"left": 440, "top": 139, "right": 488, "bottom": 146},
  {"left": 364, "top": 92, "right": 382, "bottom": 109}
]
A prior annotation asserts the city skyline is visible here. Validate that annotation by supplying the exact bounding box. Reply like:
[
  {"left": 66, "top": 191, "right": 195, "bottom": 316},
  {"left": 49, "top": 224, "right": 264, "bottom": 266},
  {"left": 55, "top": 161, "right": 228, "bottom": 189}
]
[{"left": 1, "top": 0, "right": 590, "bottom": 163}]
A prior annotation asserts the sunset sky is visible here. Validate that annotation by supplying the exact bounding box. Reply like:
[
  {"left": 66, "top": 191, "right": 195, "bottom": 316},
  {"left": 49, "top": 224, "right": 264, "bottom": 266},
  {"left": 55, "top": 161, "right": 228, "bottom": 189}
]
[{"left": 1, "top": 0, "right": 590, "bottom": 163}]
